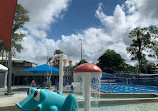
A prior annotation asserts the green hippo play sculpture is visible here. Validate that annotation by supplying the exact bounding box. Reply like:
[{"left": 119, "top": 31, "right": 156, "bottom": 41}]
[{"left": 16, "top": 88, "right": 78, "bottom": 111}]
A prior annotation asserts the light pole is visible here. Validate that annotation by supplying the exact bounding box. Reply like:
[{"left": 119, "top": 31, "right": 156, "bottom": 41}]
[{"left": 79, "top": 39, "right": 83, "bottom": 64}]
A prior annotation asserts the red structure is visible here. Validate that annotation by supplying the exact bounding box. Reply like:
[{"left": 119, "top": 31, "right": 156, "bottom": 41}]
[
  {"left": 0, "top": 0, "right": 17, "bottom": 51},
  {"left": 73, "top": 63, "right": 102, "bottom": 111},
  {"left": 73, "top": 63, "right": 102, "bottom": 73},
  {"left": 0, "top": 0, "right": 17, "bottom": 95}
]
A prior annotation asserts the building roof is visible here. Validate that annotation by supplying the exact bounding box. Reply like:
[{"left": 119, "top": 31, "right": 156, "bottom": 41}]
[
  {"left": 0, "top": 56, "right": 37, "bottom": 65},
  {"left": 0, "top": 56, "right": 23, "bottom": 62},
  {"left": 0, "top": 64, "right": 8, "bottom": 71}
]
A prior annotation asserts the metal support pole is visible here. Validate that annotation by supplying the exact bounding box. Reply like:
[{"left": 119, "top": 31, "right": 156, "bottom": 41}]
[
  {"left": 5, "top": 51, "right": 14, "bottom": 95},
  {"left": 79, "top": 39, "right": 83, "bottom": 64},
  {"left": 81, "top": 40, "right": 82, "bottom": 64}
]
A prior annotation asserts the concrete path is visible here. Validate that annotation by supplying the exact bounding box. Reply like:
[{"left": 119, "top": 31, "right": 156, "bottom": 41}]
[
  {"left": 0, "top": 86, "right": 30, "bottom": 107},
  {"left": 0, "top": 85, "right": 56, "bottom": 107}
]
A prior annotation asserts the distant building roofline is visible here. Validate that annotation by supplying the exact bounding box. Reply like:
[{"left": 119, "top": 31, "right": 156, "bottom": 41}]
[{"left": 0, "top": 56, "right": 37, "bottom": 65}]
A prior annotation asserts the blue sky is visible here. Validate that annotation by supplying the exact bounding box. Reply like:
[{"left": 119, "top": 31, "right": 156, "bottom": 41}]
[
  {"left": 18, "top": 0, "right": 158, "bottom": 65},
  {"left": 47, "top": 0, "right": 125, "bottom": 41}
]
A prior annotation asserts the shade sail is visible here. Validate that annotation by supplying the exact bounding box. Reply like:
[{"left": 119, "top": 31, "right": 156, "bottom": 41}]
[
  {"left": 20, "top": 64, "right": 59, "bottom": 73},
  {"left": 0, "top": 0, "right": 17, "bottom": 51}
]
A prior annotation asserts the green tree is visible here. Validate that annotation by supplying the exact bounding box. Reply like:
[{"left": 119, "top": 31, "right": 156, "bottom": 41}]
[
  {"left": 148, "top": 26, "right": 158, "bottom": 59},
  {"left": 73, "top": 59, "right": 88, "bottom": 68},
  {"left": 0, "top": 4, "right": 29, "bottom": 54},
  {"left": 0, "top": 4, "right": 29, "bottom": 65},
  {"left": 54, "top": 49, "right": 63, "bottom": 55},
  {"left": 122, "top": 64, "right": 137, "bottom": 74},
  {"left": 53, "top": 49, "right": 64, "bottom": 68},
  {"left": 126, "top": 26, "right": 158, "bottom": 73},
  {"left": 140, "top": 58, "right": 148, "bottom": 73},
  {"left": 97, "top": 49, "right": 125, "bottom": 73},
  {"left": 146, "top": 62, "right": 156, "bottom": 74},
  {"left": 138, "top": 61, "right": 156, "bottom": 74},
  {"left": 12, "top": 4, "right": 29, "bottom": 55}
]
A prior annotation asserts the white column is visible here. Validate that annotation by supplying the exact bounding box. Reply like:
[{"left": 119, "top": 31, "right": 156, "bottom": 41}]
[
  {"left": 59, "top": 54, "right": 64, "bottom": 92},
  {"left": 84, "top": 73, "right": 91, "bottom": 111}
]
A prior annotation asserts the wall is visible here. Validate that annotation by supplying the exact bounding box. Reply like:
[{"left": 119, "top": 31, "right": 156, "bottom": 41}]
[{"left": 0, "top": 71, "right": 7, "bottom": 88}]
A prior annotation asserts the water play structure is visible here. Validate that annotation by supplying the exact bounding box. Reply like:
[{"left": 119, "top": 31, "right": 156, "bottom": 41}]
[
  {"left": 16, "top": 87, "right": 78, "bottom": 111},
  {"left": 73, "top": 63, "right": 102, "bottom": 111},
  {"left": 53, "top": 54, "right": 65, "bottom": 93}
]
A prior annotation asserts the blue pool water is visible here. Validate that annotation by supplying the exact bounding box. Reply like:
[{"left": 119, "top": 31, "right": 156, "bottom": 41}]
[{"left": 100, "top": 84, "right": 158, "bottom": 93}]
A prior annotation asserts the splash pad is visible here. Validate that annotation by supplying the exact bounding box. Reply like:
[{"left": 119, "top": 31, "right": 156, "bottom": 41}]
[
  {"left": 16, "top": 88, "right": 78, "bottom": 111},
  {"left": 73, "top": 63, "right": 102, "bottom": 111}
]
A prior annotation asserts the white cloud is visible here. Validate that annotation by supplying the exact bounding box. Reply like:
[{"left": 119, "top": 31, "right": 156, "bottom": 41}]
[
  {"left": 18, "top": 30, "right": 57, "bottom": 64},
  {"left": 17, "top": 0, "right": 71, "bottom": 64},
  {"left": 57, "top": 28, "right": 113, "bottom": 63},
  {"left": 18, "top": 0, "right": 71, "bottom": 39},
  {"left": 17, "top": 0, "right": 158, "bottom": 66},
  {"left": 95, "top": 0, "right": 158, "bottom": 64}
]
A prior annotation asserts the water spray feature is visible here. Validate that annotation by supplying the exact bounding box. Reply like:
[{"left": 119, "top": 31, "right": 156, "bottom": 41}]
[
  {"left": 53, "top": 54, "right": 66, "bottom": 92},
  {"left": 52, "top": 54, "right": 73, "bottom": 92},
  {"left": 73, "top": 63, "right": 102, "bottom": 111}
]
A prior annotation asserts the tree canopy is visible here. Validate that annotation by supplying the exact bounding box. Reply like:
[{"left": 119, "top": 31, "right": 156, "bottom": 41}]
[
  {"left": 138, "top": 61, "right": 156, "bottom": 74},
  {"left": 12, "top": 4, "right": 29, "bottom": 54},
  {"left": 97, "top": 49, "right": 125, "bottom": 73},
  {"left": 126, "top": 26, "right": 158, "bottom": 73},
  {"left": 122, "top": 64, "right": 137, "bottom": 74},
  {"left": 73, "top": 59, "right": 88, "bottom": 68},
  {"left": 146, "top": 62, "right": 156, "bottom": 74},
  {"left": 54, "top": 49, "right": 63, "bottom": 55}
]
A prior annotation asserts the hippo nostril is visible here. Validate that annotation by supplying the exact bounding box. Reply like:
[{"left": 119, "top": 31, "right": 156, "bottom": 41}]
[
  {"left": 34, "top": 89, "right": 40, "bottom": 101},
  {"left": 34, "top": 91, "right": 38, "bottom": 97}
]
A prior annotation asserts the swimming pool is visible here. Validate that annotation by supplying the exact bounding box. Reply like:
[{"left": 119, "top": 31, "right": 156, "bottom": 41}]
[{"left": 100, "top": 84, "right": 158, "bottom": 93}]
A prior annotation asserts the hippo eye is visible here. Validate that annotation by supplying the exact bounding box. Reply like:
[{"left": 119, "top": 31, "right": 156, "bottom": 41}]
[
  {"left": 27, "top": 88, "right": 31, "bottom": 96},
  {"left": 34, "top": 89, "right": 40, "bottom": 101}
]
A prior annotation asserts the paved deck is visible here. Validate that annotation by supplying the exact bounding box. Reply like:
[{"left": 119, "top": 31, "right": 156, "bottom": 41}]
[
  {"left": 0, "top": 85, "right": 69, "bottom": 108},
  {"left": 0, "top": 86, "right": 30, "bottom": 107}
]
